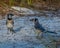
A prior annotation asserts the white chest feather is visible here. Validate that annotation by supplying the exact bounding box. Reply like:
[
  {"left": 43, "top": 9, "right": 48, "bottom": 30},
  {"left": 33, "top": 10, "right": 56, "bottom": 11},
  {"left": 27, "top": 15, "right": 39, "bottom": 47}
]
[{"left": 7, "top": 23, "right": 13, "bottom": 28}]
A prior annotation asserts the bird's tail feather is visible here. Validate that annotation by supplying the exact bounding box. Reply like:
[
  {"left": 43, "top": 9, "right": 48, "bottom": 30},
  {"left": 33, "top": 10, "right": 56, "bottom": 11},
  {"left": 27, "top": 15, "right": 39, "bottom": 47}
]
[{"left": 44, "top": 31, "right": 57, "bottom": 34}]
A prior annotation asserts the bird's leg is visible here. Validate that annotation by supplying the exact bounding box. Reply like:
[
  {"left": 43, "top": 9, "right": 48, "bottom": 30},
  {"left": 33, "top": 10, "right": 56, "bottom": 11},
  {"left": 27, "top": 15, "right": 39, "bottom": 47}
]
[
  {"left": 35, "top": 30, "right": 42, "bottom": 39},
  {"left": 10, "top": 28, "right": 15, "bottom": 34},
  {"left": 7, "top": 28, "right": 10, "bottom": 34}
]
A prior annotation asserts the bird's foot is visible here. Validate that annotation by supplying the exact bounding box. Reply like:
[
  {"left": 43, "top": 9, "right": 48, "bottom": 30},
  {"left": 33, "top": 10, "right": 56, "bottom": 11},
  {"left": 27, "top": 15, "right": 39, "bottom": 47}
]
[{"left": 36, "top": 36, "right": 42, "bottom": 40}]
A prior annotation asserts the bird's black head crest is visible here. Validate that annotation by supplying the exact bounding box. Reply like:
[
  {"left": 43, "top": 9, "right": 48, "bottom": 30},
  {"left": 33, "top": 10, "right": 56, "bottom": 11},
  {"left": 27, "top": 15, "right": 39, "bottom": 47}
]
[
  {"left": 7, "top": 13, "right": 13, "bottom": 20},
  {"left": 34, "top": 18, "right": 38, "bottom": 22},
  {"left": 30, "top": 18, "right": 38, "bottom": 22}
]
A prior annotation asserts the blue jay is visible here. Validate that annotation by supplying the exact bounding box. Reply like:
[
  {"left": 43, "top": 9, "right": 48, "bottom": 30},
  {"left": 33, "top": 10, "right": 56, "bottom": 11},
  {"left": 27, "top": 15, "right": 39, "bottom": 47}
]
[
  {"left": 30, "top": 18, "right": 57, "bottom": 39},
  {"left": 6, "top": 13, "right": 15, "bottom": 34}
]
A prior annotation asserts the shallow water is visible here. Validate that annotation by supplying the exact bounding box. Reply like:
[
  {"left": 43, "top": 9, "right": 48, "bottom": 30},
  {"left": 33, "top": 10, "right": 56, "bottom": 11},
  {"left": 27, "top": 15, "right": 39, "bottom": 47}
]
[{"left": 0, "top": 16, "right": 59, "bottom": 48}]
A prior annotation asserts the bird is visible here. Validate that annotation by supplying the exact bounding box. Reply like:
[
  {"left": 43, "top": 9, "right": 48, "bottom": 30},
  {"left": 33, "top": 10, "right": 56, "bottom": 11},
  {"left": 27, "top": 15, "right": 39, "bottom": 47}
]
[
  {"left": 30, "top": 18, "right": 57, "bottom": 39},
  {"left": 6, "top": 13, "right": 15, "bottom": 34}
]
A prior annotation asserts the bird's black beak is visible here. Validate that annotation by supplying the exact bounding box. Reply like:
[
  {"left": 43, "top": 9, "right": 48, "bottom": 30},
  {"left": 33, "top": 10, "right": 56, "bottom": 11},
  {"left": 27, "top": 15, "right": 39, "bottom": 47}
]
[{"left": 30, "top": 19, "right": 34, "bottom": 21}]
